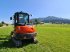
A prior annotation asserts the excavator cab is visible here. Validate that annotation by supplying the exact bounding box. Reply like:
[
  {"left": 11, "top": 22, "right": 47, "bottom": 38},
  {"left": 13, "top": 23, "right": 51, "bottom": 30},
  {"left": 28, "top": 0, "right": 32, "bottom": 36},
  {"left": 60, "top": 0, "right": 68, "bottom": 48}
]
[
  {"left": 10, "top": 11, "right": 37, "bottom": 47},
  {"left": 13, "top": 12, "right": 29, "bottom": 26}
]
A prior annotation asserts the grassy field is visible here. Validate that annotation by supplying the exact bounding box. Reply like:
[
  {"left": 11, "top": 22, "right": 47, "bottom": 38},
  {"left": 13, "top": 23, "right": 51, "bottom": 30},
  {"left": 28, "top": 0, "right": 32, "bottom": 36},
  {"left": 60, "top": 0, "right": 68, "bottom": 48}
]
[{"left": 0, "top": 24, "right": 70, "bottom": 52}]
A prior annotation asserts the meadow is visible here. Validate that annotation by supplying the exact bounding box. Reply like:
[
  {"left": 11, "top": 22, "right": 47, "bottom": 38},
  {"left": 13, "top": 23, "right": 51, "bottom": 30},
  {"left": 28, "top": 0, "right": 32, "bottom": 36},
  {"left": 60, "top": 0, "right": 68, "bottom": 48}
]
[{"left": 0, "top": 24, "right": 70, "bottom": 52}]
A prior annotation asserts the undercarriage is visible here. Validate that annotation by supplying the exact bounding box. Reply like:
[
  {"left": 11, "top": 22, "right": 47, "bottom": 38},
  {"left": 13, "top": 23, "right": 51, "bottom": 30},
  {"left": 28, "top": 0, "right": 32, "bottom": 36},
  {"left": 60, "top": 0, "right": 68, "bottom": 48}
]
[{"left": 11, "top": 32, "right": 38, "bottom": 47}]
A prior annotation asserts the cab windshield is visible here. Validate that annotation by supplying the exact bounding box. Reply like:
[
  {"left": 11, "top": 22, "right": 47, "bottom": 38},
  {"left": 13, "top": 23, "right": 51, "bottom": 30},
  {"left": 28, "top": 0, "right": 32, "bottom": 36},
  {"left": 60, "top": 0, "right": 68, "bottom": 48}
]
[{"left": 18, "top": 14, "right": 29, "bottom": 24}]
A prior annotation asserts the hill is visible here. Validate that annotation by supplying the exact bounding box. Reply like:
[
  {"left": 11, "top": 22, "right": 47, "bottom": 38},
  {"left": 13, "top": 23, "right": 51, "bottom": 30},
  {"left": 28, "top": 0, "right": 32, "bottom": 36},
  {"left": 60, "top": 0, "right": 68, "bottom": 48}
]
[{"left": 31, "top": 16, "right": 70, "bottom": 24}]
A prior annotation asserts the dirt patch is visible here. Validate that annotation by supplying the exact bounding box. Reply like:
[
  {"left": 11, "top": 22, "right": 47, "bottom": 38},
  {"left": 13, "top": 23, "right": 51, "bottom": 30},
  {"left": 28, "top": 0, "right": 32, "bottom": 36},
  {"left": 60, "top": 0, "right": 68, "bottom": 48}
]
[{"left": 0, "top": 26, "right": 6, "bottom": 28}]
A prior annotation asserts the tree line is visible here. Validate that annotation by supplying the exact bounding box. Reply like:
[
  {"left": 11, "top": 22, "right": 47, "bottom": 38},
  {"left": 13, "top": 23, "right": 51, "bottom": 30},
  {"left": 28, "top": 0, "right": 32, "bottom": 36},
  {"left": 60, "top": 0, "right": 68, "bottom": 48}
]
[{"left": 0, "top": 21, "right": 8, "bottom": 27}]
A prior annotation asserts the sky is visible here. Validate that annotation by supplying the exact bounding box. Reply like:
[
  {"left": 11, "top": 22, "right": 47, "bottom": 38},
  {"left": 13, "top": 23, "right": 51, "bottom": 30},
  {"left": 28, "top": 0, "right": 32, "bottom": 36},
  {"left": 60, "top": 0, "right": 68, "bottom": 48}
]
[{"left": 0, "top": 0, "right": 70, "bottom": 23}]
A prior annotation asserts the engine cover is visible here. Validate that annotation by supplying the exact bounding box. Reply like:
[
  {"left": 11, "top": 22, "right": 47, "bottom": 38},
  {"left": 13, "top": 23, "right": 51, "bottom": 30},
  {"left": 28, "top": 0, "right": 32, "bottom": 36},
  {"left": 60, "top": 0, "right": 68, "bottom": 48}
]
[{"left": 15, "top": 25, "right": 36, "bottom": 34}]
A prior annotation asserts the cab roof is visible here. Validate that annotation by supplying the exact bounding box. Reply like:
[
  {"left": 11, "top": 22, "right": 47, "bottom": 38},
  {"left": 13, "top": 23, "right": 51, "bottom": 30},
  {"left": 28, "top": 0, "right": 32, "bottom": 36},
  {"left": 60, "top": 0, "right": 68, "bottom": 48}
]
[{"left": 14, "top": 11, "right": 29, "bottom": 15}]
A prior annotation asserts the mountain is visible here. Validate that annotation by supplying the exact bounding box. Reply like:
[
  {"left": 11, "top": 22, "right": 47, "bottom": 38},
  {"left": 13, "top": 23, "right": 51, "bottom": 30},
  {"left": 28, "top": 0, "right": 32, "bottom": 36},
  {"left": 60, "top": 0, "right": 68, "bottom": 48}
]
[{"left": 31, "top": 16, "right": 70, "bottom": 24}]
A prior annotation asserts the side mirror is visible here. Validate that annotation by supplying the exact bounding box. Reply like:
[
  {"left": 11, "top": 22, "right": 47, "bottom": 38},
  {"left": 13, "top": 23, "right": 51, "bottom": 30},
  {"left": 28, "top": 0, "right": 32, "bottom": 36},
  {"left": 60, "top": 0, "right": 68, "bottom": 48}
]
[{"left": 10, "top": 17, "right": 12, "bottom": 20}]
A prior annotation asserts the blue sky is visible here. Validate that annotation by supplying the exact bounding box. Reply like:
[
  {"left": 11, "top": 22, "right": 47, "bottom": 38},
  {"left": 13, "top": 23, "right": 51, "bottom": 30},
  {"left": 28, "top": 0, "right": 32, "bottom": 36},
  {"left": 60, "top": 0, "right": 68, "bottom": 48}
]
[{"left": 0, "top": 0, "right": 70, "bottom": 23}]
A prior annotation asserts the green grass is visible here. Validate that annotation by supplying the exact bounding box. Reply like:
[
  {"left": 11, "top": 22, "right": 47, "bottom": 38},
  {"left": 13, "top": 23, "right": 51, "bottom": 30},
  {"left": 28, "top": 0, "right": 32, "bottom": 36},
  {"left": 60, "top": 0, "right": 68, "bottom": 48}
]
[{"left": 0, "top": 24, "right": 70, "bottom": 52}]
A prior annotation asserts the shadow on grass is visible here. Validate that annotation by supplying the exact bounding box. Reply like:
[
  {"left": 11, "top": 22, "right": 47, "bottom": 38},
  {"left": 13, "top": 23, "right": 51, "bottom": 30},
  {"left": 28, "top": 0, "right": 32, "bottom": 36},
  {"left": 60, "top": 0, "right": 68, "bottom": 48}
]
[
  {"left": 0, "top": 38, "right": 33, "bottom": 48},
  {"left": 0, "top": 38, "right": 7, "bottom": 40}
]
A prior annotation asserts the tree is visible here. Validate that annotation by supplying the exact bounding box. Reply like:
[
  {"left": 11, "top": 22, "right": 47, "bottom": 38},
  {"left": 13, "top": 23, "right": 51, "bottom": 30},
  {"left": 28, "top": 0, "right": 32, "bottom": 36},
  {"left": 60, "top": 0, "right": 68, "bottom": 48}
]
[
  {"left": 1, "top": 21, "right": 5, "bottom": 24},
  {"left": 6, "top": 24, "right": 8, "bottom": 26},
  {"left": 34, "top": 19, "right": 40, "bottom": 25}
]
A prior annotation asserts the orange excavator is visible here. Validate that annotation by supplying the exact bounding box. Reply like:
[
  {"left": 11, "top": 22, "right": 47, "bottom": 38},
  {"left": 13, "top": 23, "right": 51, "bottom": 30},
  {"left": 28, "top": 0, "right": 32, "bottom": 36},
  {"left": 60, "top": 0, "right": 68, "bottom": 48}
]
[{"left": 10, "top": 11, "right": 37, "bottom": 47}]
